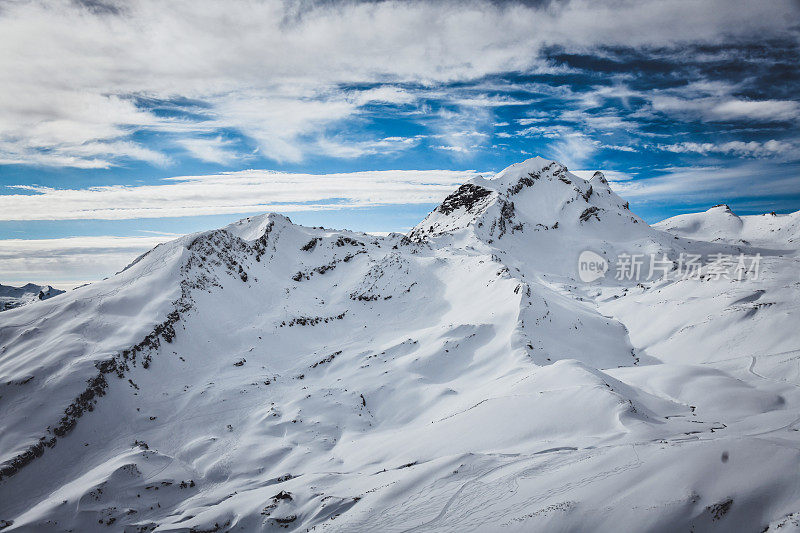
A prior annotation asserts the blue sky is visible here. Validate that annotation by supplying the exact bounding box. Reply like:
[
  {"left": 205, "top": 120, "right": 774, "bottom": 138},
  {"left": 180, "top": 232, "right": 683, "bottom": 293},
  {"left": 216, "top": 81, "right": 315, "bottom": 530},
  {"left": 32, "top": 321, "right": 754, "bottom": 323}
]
[{"left": 0, "top": 0, "right": 799, "bottom": 285}]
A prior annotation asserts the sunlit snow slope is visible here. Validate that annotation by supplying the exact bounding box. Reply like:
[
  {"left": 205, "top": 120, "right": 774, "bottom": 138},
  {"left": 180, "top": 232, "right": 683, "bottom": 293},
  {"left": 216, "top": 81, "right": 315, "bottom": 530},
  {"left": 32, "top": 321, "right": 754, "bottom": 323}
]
[
  {"left": 1, "top": 157, "right": 798, "bottom": 532},
  {"left": 655, "top": 204, "right": 800, "bottom": 246}
]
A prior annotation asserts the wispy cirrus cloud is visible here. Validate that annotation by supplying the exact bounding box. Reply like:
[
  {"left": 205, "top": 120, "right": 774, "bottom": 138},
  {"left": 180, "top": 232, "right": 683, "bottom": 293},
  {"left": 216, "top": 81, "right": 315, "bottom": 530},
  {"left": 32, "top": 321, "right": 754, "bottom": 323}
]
[
  {"left": 611, "top": 162, "right": 800, "bottom": 204},
  {"left": 0, "top": 169, "right": 481, "bottom": 221},
  {"left": 649, "top": 96, "right": 800, "bottom": 123},
  {"left": 0, "top": 0, "right": 797, "bottom": 168},
  {"left": 176, "top": 136, "right": 242, "bottom": 165},
  {"left": 0, "top": 235, "right": 176, "bottom": 286},
  {"left": 657, "top": 140, "right": 799, "bottom": 158}
]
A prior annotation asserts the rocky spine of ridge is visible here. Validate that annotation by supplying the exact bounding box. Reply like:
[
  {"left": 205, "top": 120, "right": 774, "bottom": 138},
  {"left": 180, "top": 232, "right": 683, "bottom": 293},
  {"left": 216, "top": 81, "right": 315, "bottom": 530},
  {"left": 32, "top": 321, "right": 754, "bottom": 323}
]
[
  {"left": 0, "top": 158, "right": 665, "bottom": 484},
  {"left": 0, "top": 219, "right": 281, "bottom": 481},
  {"left": 3, "top": 156, "right": 798, "bottom": 531}
]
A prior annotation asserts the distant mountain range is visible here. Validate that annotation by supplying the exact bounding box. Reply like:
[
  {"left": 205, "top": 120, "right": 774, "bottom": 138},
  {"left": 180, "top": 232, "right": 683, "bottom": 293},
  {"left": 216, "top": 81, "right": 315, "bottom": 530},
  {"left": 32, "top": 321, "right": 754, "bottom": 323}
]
[
  {"left": 1, "top": 157, "right": 798, "bottom": 532},
  {"left": 0, "top": 283, "right": 64, "bottom": 312}
]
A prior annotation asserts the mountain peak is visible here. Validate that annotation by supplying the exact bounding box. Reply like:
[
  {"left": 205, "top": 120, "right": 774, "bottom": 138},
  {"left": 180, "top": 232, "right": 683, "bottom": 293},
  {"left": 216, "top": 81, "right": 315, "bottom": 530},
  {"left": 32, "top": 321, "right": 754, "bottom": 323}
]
[
  {"left": 484, "top": 156, "right": 562, "bottom": 186},
  {"left": 224, "top": 212, "right": 294, "bottom": 242},
  {"left": 709, "top": 203, "right": 734, "bottom": 214},
  {"left": 590, "top": 170, "right": 609, "bottom": 186},
  {"left": 2, "top": 156, "right": 798, "bottom": 531},
  {"left": 409, "top": 156, "right": 640, "bottom": 244}
]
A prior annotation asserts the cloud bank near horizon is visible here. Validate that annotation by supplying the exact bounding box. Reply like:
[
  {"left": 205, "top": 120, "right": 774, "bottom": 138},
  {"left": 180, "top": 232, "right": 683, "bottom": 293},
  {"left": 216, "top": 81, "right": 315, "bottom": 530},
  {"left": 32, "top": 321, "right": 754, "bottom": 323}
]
[
  {"left": 4, "top": 161, "right": 799, "bottom": 223},
  {"left": 1, "top": 169, "right": 478, "bottom": 220}
]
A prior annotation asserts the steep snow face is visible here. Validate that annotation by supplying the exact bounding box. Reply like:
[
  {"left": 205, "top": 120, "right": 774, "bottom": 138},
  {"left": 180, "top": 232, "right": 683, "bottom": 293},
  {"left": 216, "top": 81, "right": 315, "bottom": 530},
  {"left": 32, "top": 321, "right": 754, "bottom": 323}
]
[
  {"left": 655, "top": 205, "right": 800, "bottom": 246},
  {"left": 0, "top": 283, "right": 65, "bottom": 312},
  {"left": 0, "top": 158, "right": 799, "bottom": 532}
]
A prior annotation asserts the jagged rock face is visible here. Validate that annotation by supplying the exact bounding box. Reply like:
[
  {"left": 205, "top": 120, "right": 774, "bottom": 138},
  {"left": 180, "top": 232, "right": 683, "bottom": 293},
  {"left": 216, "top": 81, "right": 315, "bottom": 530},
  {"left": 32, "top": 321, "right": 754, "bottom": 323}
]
[
  {"left": 409, "top": 157, "right": 652, "bottom": 275},
  {"left": 0, "top": 157, "right": 799, "bottom": 532},
  {"left": 408, "top": 182, "right": 496, "bottom": 239},
  {"left": 410, "top": 157, "right": 641, "bottom": 241},
  {"left": 435, "top": 183, "right": 494, "bottom": 216},
  {"left": 0, "top": 283, "right": 65, "bottom": 312}
]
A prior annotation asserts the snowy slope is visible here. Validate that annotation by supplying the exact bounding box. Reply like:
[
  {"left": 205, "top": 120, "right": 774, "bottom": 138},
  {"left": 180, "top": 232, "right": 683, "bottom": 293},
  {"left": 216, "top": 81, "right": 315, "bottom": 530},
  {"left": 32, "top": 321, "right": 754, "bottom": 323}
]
[
  {"left": 0, "top": 283, "right": 64, "bottom": 312},
  {"left": 0, "top": 157, "right": 799, "bottom": 532},
  {"left": 655, "top": 204, "right": 800, "bottom": 246}
]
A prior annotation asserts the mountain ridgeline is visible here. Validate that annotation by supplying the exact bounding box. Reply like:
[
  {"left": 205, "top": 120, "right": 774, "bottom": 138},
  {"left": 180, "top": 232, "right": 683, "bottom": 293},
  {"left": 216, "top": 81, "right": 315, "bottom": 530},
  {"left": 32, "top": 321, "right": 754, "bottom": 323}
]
[{"left": 1, "top": 157, "right": 799, "bottom": 532}]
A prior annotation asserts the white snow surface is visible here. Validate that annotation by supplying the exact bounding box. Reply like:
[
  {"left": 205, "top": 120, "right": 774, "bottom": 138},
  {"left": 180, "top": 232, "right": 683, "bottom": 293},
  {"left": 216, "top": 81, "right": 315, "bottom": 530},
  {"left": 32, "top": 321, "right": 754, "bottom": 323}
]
[
  {"left": 655, "top": 204, "right": 800, "bottom": 246},
  {"left": 0, "top": 157, "right": 799, "bottom": 532}
]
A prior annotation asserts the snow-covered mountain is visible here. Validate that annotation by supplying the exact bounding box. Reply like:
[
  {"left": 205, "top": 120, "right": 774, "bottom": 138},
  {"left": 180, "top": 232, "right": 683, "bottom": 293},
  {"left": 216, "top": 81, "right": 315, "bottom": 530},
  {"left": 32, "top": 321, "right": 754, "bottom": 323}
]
[
  {"left": 1, "top": 157, "right": 799, "bottom": 532},
  {"left": 0, "top": 283, "right": 64, "bottom": 312},
  {"left": 655, "top": 204, "right": 800, "bottom": 246}
]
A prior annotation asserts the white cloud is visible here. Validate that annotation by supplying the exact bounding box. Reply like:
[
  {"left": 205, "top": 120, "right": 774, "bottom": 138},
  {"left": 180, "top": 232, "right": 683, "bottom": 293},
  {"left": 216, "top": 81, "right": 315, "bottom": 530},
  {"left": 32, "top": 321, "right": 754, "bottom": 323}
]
[
  {"left": 0, "top": 235, "right": 176, "bottom": 286},
  {"left": 449, "top": 96, "right": 535, "bottom": 107},
  {"left": 0, "top": 0, "right": 796, "bottom": 166},
  {"left": 710, "top": 100, "right": 800, "bottom": 122},
  {"left": 176, "top": 136, "right": 240, "bottom": 165},
  {"left": 603, "top": 144, "right": 637, "bottom": 153},
  {"left": 435, "top": 146, "right": 472, "bottom": 153},
  {"left": 351, "top": 86, "right": 417, "bottom": 106},
  {"left": 650, "top": 96, "right": 800, "bottom": 123},
  {"left": 549, "top": 133, "right": 601, "bottom": 169},
  {"left": 610, "top": 162, "right": 800, "bottom": 200},
  {"left": 315, "top": 136, "right": 423, "bottom": 159},
  {"left": 428, "top": 107, "right": 494, "bottom": 156},
  {"left": 657, "top": 140, "right": 799, "bottom": 158},
  {"left": 516, "top": 117, "right": 548, "bottom": 126},
  {"left": 206, "top": 91, "right": 358, "bottom": 163},
  {"left": 0, "top": 169, "right": 480, "bottom": 221}
]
